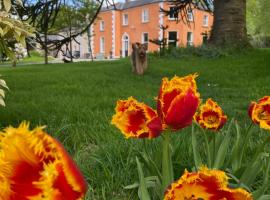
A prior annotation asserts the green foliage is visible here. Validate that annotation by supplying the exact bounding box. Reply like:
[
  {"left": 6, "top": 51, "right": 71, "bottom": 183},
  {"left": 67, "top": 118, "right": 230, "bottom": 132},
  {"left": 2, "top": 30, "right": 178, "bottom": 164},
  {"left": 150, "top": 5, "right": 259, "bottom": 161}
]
[
  {"left": 0, "top": 0, "right": 33, "bottom": 60},
  {"left": 0, "top": 49, "right": 269, "bottom": 199},
  {"left": 247, "top": 0, "right": 270, "bottom": 47},
  {"left": 148, "top": 45, "right": 248, "bottom": 59}
]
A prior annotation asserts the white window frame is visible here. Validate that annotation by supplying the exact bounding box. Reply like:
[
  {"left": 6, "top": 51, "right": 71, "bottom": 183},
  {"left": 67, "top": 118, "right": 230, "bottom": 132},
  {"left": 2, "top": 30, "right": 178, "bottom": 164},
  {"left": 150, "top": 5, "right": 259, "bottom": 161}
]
[
  {"left": 187, "top": 9, "right": 194, "bottom": 22},
  {"left": 141, "top": 32, "right": 149, "bottom": 50},
  {"left": 142, "top": 9, "right": 149, "bottom": 23},
  {"left": 122, "top": 13, "right": 128, "bottom": 25},
  {"left": 168, "top": 7, "right": 178, "bottom": 20},
  {"left": 100, "top": 37, "right": 105, "bottom": 53},
  {"left": 203, "top": 15, "right": 209, "bottom": 27},
  {"left": 100, "top": 20, "right": 105, "bottom": 31},
  {"left": 187, "top": 32, "right": 194, "bottom": 46}
]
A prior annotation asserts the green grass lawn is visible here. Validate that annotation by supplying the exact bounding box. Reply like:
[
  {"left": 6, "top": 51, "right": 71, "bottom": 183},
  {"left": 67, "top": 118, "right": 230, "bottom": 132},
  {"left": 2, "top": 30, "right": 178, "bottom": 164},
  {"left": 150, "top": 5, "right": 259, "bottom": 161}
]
[{"left": 0, "top": 49, "right": 269, "bottom": 199}]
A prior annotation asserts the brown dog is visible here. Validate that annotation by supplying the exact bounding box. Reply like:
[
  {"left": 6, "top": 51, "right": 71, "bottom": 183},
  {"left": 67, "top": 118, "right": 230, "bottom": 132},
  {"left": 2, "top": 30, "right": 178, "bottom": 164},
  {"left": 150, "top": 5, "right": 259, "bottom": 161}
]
[{"left": 131, "top": 42, "right": 148, "bottom": 75}]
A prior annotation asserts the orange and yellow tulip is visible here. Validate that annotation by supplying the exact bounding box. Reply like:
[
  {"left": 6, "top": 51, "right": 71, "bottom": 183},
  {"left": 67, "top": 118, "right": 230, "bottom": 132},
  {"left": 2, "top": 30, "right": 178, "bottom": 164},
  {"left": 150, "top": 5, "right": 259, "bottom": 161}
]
[
  {"left": 157, "top": 74, "right": 200, "bottom": 130},
  {"left": 111, "top": 97, "right": 162, "bottom": 138},
  {"left": 0, "top": 122, "right": 87, "bottom": 200},
  {"left": 164, "top": 167, "right": 252, "bottom": 200},
  {"left": 194, "top": 98, "right": 227, "bottom": 131},
  {"left": 249, "top": 96, "right": 270, "bottom": 130}
]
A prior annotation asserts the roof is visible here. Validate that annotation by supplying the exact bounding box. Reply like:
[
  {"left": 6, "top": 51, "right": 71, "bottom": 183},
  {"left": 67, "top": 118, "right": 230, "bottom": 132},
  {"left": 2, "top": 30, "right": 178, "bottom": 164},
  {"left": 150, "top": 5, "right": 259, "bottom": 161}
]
[
  {"left": 101, "top": 0, "right": 163, "bottom": 11},
  {"left": 101, "top": 0, "right": 213, "bottom": 12}
]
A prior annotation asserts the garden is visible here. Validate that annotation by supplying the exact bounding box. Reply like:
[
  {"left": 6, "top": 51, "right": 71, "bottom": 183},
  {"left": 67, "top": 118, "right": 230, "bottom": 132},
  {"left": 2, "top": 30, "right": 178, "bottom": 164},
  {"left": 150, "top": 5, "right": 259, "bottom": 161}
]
[{"left": 0, "top": 49, "right": 270, "bottom": 199}]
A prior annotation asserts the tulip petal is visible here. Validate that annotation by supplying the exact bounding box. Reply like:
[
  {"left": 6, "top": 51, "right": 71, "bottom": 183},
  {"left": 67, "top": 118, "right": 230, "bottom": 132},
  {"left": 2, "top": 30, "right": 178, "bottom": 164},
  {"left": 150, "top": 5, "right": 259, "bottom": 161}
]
[
  {"left": 165, "top": 89, "right": 199, "bottom": 130},
  {"left": 0, "top": 122, "right": 87, "bottom": 200},
  {"left": 112, "top": 97, "right": 162, "bottom": 138},
  {"left": 194, "top": 98, "right": 227, "bottom": 131},
  {"left": 164, "top": 167, "right": 253, "bottom": 200}
]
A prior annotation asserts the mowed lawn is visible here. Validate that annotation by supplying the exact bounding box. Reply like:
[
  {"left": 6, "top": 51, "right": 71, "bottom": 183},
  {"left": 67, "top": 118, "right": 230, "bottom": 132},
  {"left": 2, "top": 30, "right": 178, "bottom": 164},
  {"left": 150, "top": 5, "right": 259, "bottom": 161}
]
[{"left": 0, "top": 49, "right": 269, "bottom": 199}]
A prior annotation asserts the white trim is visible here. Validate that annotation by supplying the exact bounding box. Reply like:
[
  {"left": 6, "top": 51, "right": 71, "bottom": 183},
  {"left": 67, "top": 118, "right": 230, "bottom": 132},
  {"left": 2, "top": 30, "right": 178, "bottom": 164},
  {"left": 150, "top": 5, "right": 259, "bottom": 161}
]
[
  {"left": 158, "top": 2, "right": 164, "bottom": 41},
  {"left": 112, "top": 10, "right": 116, "bottom": 58},
  {"left": 90, "top": 25, "right": 94, "bottom": 55}
]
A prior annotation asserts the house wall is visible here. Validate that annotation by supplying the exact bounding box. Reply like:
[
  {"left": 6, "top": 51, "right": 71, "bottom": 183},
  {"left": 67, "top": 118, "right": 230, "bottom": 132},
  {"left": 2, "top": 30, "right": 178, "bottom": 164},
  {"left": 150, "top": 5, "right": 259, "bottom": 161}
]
[
  {"left": 93, "top": 11, "right": 113, "bottom": 58},
  {"left": 86, "top": 2, "right": 213, "bottom": 59}
]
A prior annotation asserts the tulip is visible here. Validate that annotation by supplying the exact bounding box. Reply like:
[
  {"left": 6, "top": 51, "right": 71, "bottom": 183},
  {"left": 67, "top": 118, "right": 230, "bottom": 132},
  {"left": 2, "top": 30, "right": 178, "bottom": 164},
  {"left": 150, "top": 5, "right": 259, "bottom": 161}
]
[
  {"left": 194, "top": 98, "right": 227, "bottom": 131},
  {"left": 249, "top": 96, "right": 270, "bottom": 130},
  {"left": 157, "top": 74, "right": 200, "bottom": 130},
  {"left": 0, "top": 122, "right": 87, "bottom": 200},
  {"left": 111, "top": 97, "right": 162, "bottom": 138},
  {"left": 164, "top": 167, "right": 253, "bottom": 200}
]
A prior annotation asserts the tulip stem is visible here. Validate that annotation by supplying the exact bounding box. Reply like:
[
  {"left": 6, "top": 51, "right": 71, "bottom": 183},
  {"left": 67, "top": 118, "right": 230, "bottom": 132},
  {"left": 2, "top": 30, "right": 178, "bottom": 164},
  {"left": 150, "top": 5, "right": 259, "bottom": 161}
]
[
  {"left": 213, "top": 133, "right": 216, "bottom": 165},
  {"left": 162, "top": 132, "right": 174, "bottom": 193},
  {"left": 203, "top": 130, "right": 211, "bottom": 168}
]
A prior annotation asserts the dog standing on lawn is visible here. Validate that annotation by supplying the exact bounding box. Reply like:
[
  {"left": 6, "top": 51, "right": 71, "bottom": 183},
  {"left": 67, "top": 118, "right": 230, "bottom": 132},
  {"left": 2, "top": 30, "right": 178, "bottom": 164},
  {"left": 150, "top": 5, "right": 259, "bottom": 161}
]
[{"left": 131, "top": 42, "right": 148, "bottom": 75}]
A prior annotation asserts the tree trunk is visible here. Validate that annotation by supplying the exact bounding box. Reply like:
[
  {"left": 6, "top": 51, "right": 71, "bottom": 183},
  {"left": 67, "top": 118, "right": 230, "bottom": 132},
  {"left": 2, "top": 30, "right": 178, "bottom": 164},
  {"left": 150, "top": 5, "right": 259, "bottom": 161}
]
[{"left": 209, "top": 0, "right": 249, "bottom": 46}]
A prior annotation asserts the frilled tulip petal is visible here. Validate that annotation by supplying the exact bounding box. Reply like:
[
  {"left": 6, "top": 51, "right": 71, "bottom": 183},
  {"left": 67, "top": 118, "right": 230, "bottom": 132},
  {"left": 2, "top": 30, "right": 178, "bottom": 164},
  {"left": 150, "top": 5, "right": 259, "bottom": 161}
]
[
  {"left": 111, "top": 97, "right": 162, "bottom": 138},
  {"left": 0, "top": 122, "right": 87, "bottom": 200},
  {"left": 194, "top": 98, "right": 227, "bottom": 131},
  {"left": 165, "top": 89, "right": 199, "bottom": 130},
  {"left": 164, "top": 167, "right": 253, "bottom": 200},
  {"left": 249, "top": 96, "right": 270, "bottom": 130}
]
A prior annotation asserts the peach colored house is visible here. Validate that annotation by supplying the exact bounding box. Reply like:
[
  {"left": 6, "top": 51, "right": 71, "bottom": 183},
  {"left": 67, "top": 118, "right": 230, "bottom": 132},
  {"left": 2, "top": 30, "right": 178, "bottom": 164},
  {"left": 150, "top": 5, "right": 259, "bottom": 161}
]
[{"left": 91, "top": 0, "right": 213, "bottom": 59}]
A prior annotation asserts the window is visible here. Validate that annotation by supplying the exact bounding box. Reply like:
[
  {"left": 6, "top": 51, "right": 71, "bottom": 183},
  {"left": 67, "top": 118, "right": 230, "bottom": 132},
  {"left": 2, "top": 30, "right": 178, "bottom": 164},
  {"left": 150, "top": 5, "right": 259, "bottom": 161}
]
[
  {"left": 187, "top": 9, "right": 193, "bottom": 21},
  {"left": 142, "top": 9, "right": 149, "bottom": 23},
  {"left": 122, "top": 14, "right": 128, "bottom": 25},
  {"left": 142, "top": 33, "right": 149, "bottom": 50},
  {"left": 168, "top": 31, "right": 177, "bottom": 47},
  {"left": 203, "top": 15, "right": 209, "bottom": 27},
  {"left": 100, "top": 37, "right": 105, "bottom": 53},
  {"left": 100, "top": 20, "right": 104, "bottom": 31},
  {"left": 169, "top": 7, "right": 178, "bottom": 20},
  {"left": 187, "top": 32, "right": 194, "bottom": 46}
]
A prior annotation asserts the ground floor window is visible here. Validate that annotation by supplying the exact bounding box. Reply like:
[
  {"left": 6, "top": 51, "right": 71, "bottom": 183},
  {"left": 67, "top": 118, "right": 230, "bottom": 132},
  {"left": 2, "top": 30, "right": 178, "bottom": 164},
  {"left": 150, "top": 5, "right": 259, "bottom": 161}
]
[
  {"left": 187, "top": 32, "right": 194, "bottom": 46},
  {"left": 100, "top": 37, "right": 105, "bottom": 53},
  {"left": 142, "top": 33, "right": 149, "bottom": 50},
  {"left": 168, "top": 31, "right": 177, "bottom": 47}
]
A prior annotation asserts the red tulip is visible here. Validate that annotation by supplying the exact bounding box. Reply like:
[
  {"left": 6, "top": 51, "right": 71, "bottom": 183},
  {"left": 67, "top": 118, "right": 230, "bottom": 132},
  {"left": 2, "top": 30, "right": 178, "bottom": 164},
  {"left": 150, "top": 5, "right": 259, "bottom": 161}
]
[
  {"left": 0, "top": 122, "right": 87, "bottom": 200},
  {"left": 249, "top": 96, "right": 270, "bottom": 130},
  {"left": 157, "top": 74, "right": 200, "bottom": 130},
  {"left": 111, "top": 97, "right": 162, "bottom": 138}
]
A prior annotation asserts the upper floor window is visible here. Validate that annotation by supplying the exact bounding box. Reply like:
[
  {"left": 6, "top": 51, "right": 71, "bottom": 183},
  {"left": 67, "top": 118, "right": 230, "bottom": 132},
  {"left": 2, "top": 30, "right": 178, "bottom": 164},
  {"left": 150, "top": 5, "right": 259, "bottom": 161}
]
[
  {"left": 122, "top": 13, "right": 128, "bottom": 25},
  {"left": 142, "top": 9, "right": 149, "bottom": 23},
  {"left": 187, "top": 32, "right": 194, "bottom": 46},
  {"left": 169, "top": 7, "right": 178, "bottom": 20},
  {"left": 100, "top": 37, "right": 105, "bottom": 53},
  {"left": 187, "top": 9, "right": 194, "bottom": 21},
  {"left": 203, "top": 15, "right": 209, "bottom": 27},
  {"left": 142, "top": 32, "right": 149, "bottom": 50},
  {"left": 100, "top": 20, "right": 105, "bottom": 31}
]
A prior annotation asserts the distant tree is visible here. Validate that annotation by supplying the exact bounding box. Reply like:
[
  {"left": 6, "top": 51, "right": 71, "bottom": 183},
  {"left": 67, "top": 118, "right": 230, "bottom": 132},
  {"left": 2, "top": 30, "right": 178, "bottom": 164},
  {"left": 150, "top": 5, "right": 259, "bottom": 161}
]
[
  {"left": 162, "top": 0, "right": 249, "bottom": 47},
  {"left": 52, "top": 0, "right": 97, "bottom": 62},
  {"left": 247, "top": 0, "right": 270, "bottom": 36},
  {"left": 149, "top": 25, "right": 169, "bottom": 56}
]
